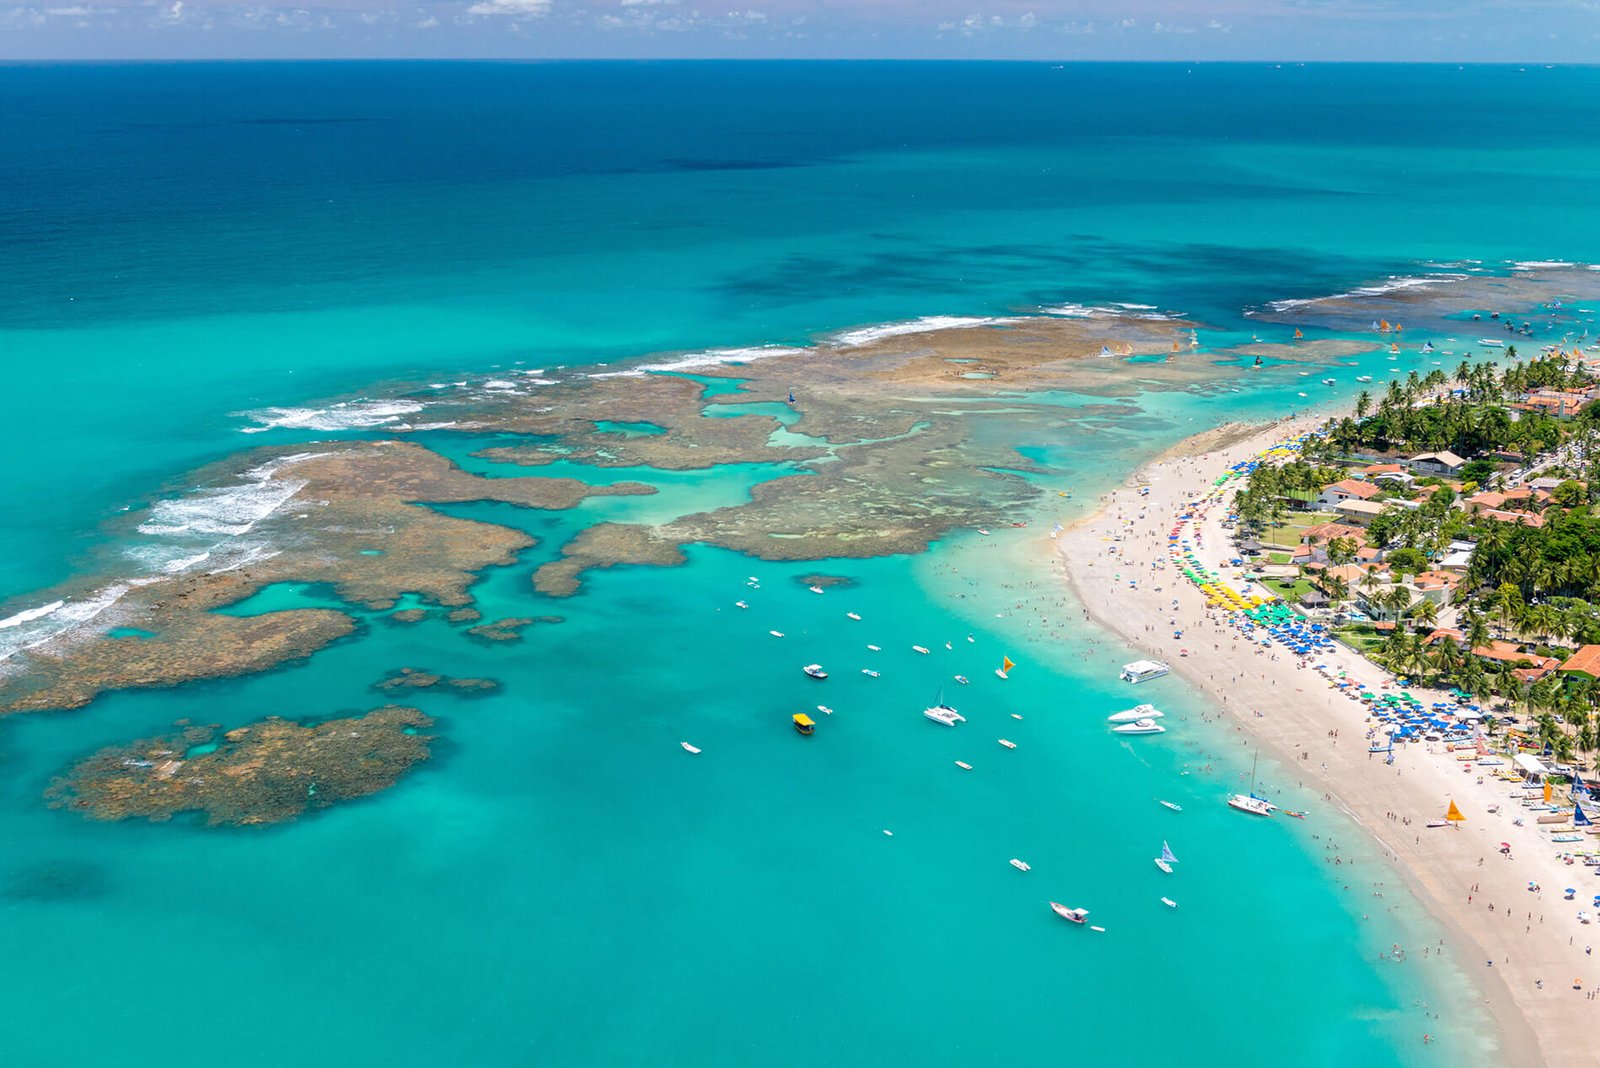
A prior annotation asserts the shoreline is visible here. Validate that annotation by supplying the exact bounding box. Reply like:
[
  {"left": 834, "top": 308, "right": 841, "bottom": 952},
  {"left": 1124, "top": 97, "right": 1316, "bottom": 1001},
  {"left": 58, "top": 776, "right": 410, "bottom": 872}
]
[{"left": 1056, "top": 415, "right": 1593, "bottom": 1065}]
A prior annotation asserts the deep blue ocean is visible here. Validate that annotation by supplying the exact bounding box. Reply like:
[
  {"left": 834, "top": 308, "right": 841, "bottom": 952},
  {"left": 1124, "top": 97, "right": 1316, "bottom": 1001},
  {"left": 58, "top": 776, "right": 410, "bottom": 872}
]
[{"left": 3, "top": 62, "right": 1598, "bottom": 1065}]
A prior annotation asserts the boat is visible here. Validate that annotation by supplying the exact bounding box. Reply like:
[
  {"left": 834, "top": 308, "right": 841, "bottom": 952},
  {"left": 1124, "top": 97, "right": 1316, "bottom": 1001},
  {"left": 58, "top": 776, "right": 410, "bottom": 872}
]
[
  {"left": 734, "top": 600, "right": 749, "bottom": 609},
  {"left": 1159, "top": 800, "right": 1182, "bottom": 812},
  {"left": 1228, "top": 794, "right": 1276, "bottom": 816},
  {"left": 1157, "top": 841, "right": 1178, "bottom": 872},
  {"left": 1108, "top": 704, "right": 1163, "bottom": 723},
  {"left": 769, "top": 630, "right": 785, "bottom": 638},
  {"left": 923, "top": 701, "right": 966, "bottom": 726},
  {"left": 1154, "top": 858, "right": 1173, "bottom": 874},
  {"left": 955, "top": 761, "right": 972, "bottom": 770},
  {"left": 1293, "top": 328, "right": 1304, "bottom": 339},
  {"left": 912, "top": 645, "right": 930, "bottom": 655},
  {"left": 809, "top": 585, "right": 825, "bottom": 594},
  {"left": 1010, "top": 859, "right": 1031, "bottom": 872},
  {"left": 1161, "top": 897, "right": 1178, "bottom": 909},
  {"left": 1120, "top": 660, "right": 1170, "bottom": 684},
  {"left": 1297, "top": 391, "right": 1308, "bottom": 397},
  {"left": 862, "top": 669, "right": 881, "bottom": 678},
  {"left": 1011, "top": 713, "right": 1023, "bottom": 720},
  {"left": 1050, "top": 902, "right": 1089, "bottom": 924},
  {"left": 1228, "top": 750, "right": 1276, "bottom": 816},
  {"left": 1321, "top": 377, "right": 1336, "bottom": 386},
  {"left": 977, "top": 528, "right": 990, "bottom": 536},
  {"left": 681, "top": 742, "right": 701, "bottom": 754},
  {"left": 817, "top": 705, "right": 833, "bottom": 715},
  {"left": 954, "top": 675, "right": 969, "bottom": 685},
  {"left": 1112, "top": 719, "right": 1166, "bottom": 735},
  {"left": 866, "top": 644, "right": 881, "bottom": 652},
  {"left": 1356, "top": 375, "right": 1372, "bottom": 383},
  {"left": 1425, "top": 819, "right": 1447, "bottom": 828},
  {"left": 1283, "top": 810, "right": 1307, "bottom": 820},
  {"left": 998, "top": 738, "right": 1017, "bottom": 749},
  {"left": 846, "top": 612, "right": 861, "bottom": 621},
  {"left": 995, "top": 654, "right": 1015, "bottom": 680},
  {"left": 802, "top": 664, "right": 828, "bottom": 679},
  {"left": 792, "top": 713, "right": 815, "bottom": 736},
  {"left": 1478, "top": 338, "right": 1505, "bottom": 347}
]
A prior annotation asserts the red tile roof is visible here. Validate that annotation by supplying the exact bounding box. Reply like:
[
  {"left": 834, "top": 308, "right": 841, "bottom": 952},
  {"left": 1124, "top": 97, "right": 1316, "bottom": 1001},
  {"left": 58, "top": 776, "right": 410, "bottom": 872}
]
[{"left": 1561, "top": 645, "right": 1600, "bottom": 679}]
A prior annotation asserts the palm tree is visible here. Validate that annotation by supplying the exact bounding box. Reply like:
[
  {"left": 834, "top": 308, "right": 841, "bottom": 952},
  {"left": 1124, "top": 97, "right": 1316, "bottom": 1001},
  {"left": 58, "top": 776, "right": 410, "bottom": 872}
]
[{"left": 1410, "top": 598, "right": 1439, "bottom": 632}]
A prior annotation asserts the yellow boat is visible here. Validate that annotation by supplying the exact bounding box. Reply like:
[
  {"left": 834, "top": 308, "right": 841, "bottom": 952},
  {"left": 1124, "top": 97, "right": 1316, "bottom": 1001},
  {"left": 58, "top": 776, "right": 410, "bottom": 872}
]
[{"left": 793, "top": 713, "right": 816, "bottom": 736}]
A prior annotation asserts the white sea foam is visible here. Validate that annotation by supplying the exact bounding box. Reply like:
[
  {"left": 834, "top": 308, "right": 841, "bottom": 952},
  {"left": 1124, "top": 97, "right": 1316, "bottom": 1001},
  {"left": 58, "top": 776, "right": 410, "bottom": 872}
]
[
  {"left": 1041, "top": 303, "right": 1181, "bottom": 321},
  {"left": 0, "top": 600, "right": 64, "bottom": 629},
  {"left": 138, "top": 471, "right": 309, "bottom": 539},
  {"left": 239, "top": 399, "right": 425, "bottom": 433},
  {"left": 0, "top": 584, "right": 132, "bottom": 664},
  {"left": 827, "top": 316, "right": 1020, "bottom": 348},
  {"left": 1512, "top": 260, "right": 1578, "bottom": 271},
  {"left": 590, "top": 345, "right": 808, "bottom": 379},
  {"left": 1262, "top": 274, "right": 1465, "bottom": 313}
]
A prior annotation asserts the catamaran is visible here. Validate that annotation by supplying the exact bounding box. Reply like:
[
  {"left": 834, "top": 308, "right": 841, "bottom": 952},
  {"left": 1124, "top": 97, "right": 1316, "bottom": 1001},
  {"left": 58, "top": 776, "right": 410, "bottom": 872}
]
[
  {"left": 1228, "top": 751, "right": 1277, "bottom": 816},
  {"left": 1120, "top": 660, "right": 1170, "bottom": 684},
  {"left": 1113, "top": 719, "right": 1166, "bottom": 735},
  {"left": 802, "top": 664, "right": 828, "bottom": 679},
  {"left": 923, "top": 690, "right": 965, "bottom": 726},
  {"left": 995, "top": 655, "right": 1015, "bottom": 680},
  {"left": 1153, "top": 841, "right": 1178, "bottom": 874},
  {"left": 1010, "top": 859, "right": 1031, "bottom": 872},
  {"left": 1108, "top": 704, "right": 1163, "bottom": 723}
]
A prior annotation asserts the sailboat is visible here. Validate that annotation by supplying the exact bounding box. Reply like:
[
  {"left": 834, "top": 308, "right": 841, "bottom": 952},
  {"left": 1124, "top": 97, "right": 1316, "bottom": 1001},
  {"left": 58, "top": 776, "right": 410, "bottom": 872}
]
[
  {"left": 1228, "top": 751, "right": 1276, "bottom": 816},
  {"left": 1390, "top": 342, "right": 1401, "bottom": 354},
  {"left": 1577, "top": 799, "right": 1592, "bottom": 828},
  {"left": 1154, "top": 841, "right": 1178, "bottom": 874},
  {"left": 1293, "top": 327, "right": 1304, "bottom": 339},
  {"left": 995, "top": 655, "right": 1015, "bottom": 680}
]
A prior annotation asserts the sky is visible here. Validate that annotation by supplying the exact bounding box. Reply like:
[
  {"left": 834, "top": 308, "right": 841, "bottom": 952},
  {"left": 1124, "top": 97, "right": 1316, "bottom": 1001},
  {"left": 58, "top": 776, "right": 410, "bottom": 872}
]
[{"left": 0, "top": 0, "right": 1597, "bottom": 63}]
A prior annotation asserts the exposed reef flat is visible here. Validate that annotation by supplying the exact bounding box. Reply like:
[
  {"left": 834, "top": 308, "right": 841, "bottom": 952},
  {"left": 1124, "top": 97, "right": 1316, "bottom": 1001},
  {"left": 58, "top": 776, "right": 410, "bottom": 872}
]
[
  {"left": 0, "top": 442, "right": 648, "bottom": 713},
  {"left": 373, "top": 667, "right": 500, "bottom": 695},
  {"left": 463, "top": 615, "right": 564, "bottom": 643},
  {"left": 45, "top": 705, "right": 434, "bottom": 826}
]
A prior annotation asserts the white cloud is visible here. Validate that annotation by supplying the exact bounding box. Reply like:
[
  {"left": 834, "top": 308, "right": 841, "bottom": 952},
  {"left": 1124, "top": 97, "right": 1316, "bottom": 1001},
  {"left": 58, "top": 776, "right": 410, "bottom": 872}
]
[{"left": 465, "top": 0, "right": 548, "bottom": 15}]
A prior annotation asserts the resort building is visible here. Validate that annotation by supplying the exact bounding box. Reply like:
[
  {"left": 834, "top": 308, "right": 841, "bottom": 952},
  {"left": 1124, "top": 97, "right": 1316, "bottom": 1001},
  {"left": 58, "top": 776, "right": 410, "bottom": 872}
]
[
  {"left": 1317, "top": 479, "right": 1381, "bottom": 509},
  {"left": 1407, "top": 450, "right": 1466, "bottom": 477}
]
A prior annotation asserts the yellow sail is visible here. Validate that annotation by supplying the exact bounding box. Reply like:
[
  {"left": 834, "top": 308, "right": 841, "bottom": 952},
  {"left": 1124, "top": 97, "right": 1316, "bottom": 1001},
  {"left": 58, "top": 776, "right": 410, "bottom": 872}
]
[
  {"left": 1002, "top": 655, "right": 1016, "bottom": 673},
  {"left": 1379, "top": 319, "right": 1391, "bottom": 332},
  {"left": 1445, "top": 800, "right": 1466, "bottom": 822},
  {"left": 1293, "top": 328, "right": 1304, "bottom": 339},
  {"left": 1390, "top": 342, "right": 1400, "bottom": 354}
]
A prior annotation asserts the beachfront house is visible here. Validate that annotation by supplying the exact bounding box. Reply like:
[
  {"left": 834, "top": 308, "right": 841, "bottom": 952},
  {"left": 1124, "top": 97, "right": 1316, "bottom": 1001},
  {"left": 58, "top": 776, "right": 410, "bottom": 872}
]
[
  {"left": 1407, "top": 451, "right": 1466, "bottom": 477},
  {"left": 1438, "top": 540, "right": 1476, "bottom": 572},
  {"left": 1559, "top": 645, "right": 1600, "bottom": 682},
  {"left": 1317, "top": 479, "right": 1381, "bottom": 509},
  {"left": 1332, "top": 499, "right": 1386, "bottom": 527}
]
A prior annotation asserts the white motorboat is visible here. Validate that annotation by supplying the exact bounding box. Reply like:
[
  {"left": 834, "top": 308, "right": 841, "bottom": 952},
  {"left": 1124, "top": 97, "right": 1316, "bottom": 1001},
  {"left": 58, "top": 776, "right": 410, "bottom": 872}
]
[
  {"left": 1321, "top": 377, "right": 1336, "bottom": 386},
  {"left": 1050, "top": 902, "right": 1089, "bottom": 924},
  {"left": 862, "top": 668, "right": 881, "bottom": 678},
  {"left": 1107, "top": 704, "right": 1163, "bottom": 723},
  {"left": 802, "top": 664, "right": 828, "bottom": 679},
  {"left": 1356, "top": 374, "right": 1372, "bottom": 383},
  {"left": 912, "top": 645, "right": 930, "bottom": 654},
  {"left": 1161, "top": 897, "right": 1178, "bottom": 909},
  {"left": 1010, "top": 859, "right": 1031, "bottom": 872},
  {"left": 998, "top": 738, "right": 1017, "bottom": 749},
  {"left": 867, "top": 644, "right": 880, "bottom": 651},
  {"left": 846, "top": 612, "right": 861, "bottom": 620},
  {"left": 954, "top": 675, "right": 969, "bottom": 685},
  {"left": 817, "top": 705, "right": 833, "bottom": 715},
  {"left": 1120, "top": 660, "right": 1170, "bottom": 684},
  {"left": 1228, "top": 793, "right": 1275, "bottom": 816},
  {"left": 923, "top": 703, "right": 966, "bottom": 726},
  {"left": 1159, "top": 800, "right": 1182, "bottom": 812},
  {"left": 681, "top": 742, "right": 701, "bottom": 754},
  {"left": 1011, "top": 713, "right": 1023, "bottom": 720},
  {"left": 809, "top": 585, "right": 825, "bottom": 594},
  {"left": 734, "top": 600, "right": 748, "bottom": 609},
  {"left": 955, "top": 761, "right": 972, "bottom": 770},
  {"left": 769, "top": 630, "right": 785, "bottom": 638},
  {"left": 1112, "top": 719, "right": 1166, "bottom": 735}
]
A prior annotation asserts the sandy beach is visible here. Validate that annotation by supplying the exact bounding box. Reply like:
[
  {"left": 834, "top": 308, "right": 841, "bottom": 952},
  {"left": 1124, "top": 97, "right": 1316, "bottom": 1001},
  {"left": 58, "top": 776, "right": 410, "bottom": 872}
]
[{"left": 1058, "top": 418, "right": 1599, "bottom": 1066}]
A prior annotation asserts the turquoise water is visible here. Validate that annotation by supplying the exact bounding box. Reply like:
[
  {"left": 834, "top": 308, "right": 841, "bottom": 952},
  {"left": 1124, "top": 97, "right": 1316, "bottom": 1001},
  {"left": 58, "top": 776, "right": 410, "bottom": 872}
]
[{"left": 4, "top": 62, "right": 1598, "bottom": 1064}]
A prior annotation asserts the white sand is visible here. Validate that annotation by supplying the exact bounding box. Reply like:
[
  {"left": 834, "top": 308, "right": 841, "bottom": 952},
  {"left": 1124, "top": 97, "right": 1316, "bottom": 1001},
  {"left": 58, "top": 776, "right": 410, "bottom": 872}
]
[{"left": 1057, "top": 418, "right": 1598, "bottom": 1066}]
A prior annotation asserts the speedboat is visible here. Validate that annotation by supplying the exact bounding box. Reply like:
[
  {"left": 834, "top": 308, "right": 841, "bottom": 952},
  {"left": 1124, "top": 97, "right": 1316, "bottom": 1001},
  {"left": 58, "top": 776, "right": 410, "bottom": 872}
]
[
  {"left": 912, "top": 645, "right": 930, "bottom": 655},
  {"left": 681, "top": 742, "right": 701, "bottom": 754},
  {"left": 1154, "top": 858, "right": 1173, "bottom": 874},
  {"left": 802, "top": 664, "right": 828, "bottom": 679},
  {"left": 1050, "top": 902, "right": 1089, "bottom": 924},
  {"left": 998, "top": 738, "right": 1017, "bottom": 749},
  {"left": 817, "top": 705, "right": 833, "bottom": 715},
  {"left": 955, "top": 760, "right": 972, "bottom": 770},
  {"left": 769, "top": 630, "right": 784, "bottom": 638},
  {"left": 954, "top": 675, "right": 970, "bottom": 685},
  {"left": 809, "top": 585, "right": 825, "bottom": 594},
  {"left": 1108, "top": 704, "right": 1162, "bottom": 723},
  {"left": 862, "top": 668, "right": 881, "bottom": 678},
  {"left": 1159, "top": 800, "right": 1182, "bottom": 812},
  {"left": 1356, "top": 375, "right": 1372, "bottom": 383},
  {"left": 846, "top": 612, "right": 861, "bottom": 621},
  {"left": 1161, "top": 897, "right": 1178, "bottom": 909},
  {"left": 734, "top": 600, "right": 748, "bottom": 609},
  {"left": 1227, "top": 793, "right": 1276, "bottom": 816},
  {"left": 1321, "top": 377, "right": 1336, "bottom": 386},
  {"left": 1120, "top": 660, "right": 1170, "bottom": 684},
  {"left": 1112, "top": 719, "right": 1166, "bottom": 735},
  {"left": 1010, "top": 859, "right": 1031, "bottom": 872},
  {"left": 1011, "top": 713, "right": 1023, "bottom": 720},
  {"left": 923, "top": 704, "right": 966, "bottom": 726}
]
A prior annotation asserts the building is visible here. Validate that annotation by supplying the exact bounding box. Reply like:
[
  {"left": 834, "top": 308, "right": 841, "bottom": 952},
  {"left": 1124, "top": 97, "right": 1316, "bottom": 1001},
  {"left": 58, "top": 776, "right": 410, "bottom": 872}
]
[
  {"left": 1317, "top": 479, "right": 1381, "bottom": 509},
  {"left": 1560, "top": 645, "right": 1600, "bottom": 681},
  {"left": 1408, "top": 451, "right": 1466, "bottom": 477},
  {"left": 1333, "top": 498, "right": 1386, "bottom": 526}
]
